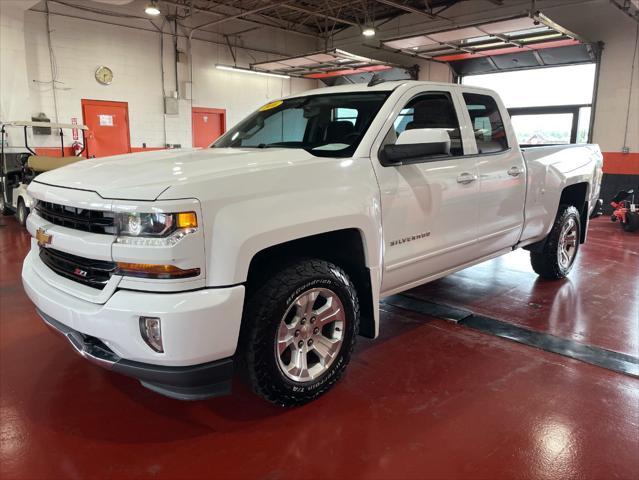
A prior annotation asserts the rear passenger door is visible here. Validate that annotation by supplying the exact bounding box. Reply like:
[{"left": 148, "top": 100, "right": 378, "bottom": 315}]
[
  {"left": 459, "top": 91, "right": 526, "bottom": 256},
  {"left": 371, "top": 86, "right": 481, "bottom": 295}
]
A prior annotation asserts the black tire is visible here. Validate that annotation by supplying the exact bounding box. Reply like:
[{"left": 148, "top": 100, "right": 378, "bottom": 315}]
[
  {"left": 623, "top": 212, "right": 639, "bottom": 232},
  {"left": 16, "top": 198, "right": 29, "bottom": 226},
  {"left": 0, "top": 190, "right": 11, "bottom": 216},
  {"left": 241, "top": 259, "right": 359, "bottom": 407},
  {"left": 530, "top": 205, "right": 581, "bottom": 280}
]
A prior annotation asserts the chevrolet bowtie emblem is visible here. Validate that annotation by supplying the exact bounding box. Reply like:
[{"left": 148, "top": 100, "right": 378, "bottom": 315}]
[{"left": 36, "top": 228, "right": 53, "bottom": 247}]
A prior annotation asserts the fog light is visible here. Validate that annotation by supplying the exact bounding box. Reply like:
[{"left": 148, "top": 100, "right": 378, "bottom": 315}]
[{"left": 140, "top": 317, "right": 163, "bottom": 353}]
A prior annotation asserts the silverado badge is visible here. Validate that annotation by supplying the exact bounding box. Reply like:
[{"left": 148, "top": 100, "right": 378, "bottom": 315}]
[{"left": 36, "top": 228, "right": 53, "bottom": 247}]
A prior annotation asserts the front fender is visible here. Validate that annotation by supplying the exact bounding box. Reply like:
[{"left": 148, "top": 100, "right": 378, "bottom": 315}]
[
  {"left": 206, "top": 191, "right": 382, "bottom": 286},
  {"left": 196, "top": 157, "right": 383, "bottom": 287}
]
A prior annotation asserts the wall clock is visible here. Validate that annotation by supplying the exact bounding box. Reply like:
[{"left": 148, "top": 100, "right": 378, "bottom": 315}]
[{"left": 95, "top": 66, "right": 114, "bottom": 85}]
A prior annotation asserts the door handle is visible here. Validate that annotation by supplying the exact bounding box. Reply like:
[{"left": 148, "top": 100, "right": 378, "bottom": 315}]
[
  {"left": 508, "top": 166, "right": 522, "bottom": 177},
  {"left": 457, "top": 172, "right": 478, "bottom": 185}
]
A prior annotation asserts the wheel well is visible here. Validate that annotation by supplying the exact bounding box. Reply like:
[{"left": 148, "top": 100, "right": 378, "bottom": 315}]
[
  {"left": 525, "top": 182, "right": 590, "bottom": 253},
  {"left": 559, "top": 182, "right": 589, "bottom": 243},
  {"left": 246, "top": 229, "right": 376, "bottom": 338}
]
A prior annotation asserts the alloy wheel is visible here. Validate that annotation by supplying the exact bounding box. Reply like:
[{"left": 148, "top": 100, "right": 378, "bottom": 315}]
[
  {"left": 557, "top": 217, "right": 578, "bottom": 270},
  {"left": 275, "top": 287, "right": 346, "bottom": 383}
]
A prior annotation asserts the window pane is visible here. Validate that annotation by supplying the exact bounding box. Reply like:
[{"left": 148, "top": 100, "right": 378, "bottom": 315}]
[
  {"left": 462, "top": 64, "right": 596, "bottom": 108},
  {"left": 577, "top": 107, "right": 591, "bottom": 143},
  {"left": 462, "top": 93, "right": 509, "bottom": 153},
  {"left": 511, "top": 113, "right": 573, "bottom": 145},
  {"left": 390, "top": 92, "right": 464, "bottom": 156}
]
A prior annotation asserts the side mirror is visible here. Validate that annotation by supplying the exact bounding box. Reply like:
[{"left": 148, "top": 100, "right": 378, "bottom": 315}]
[{"left": 380, "top": 128, "right": 451, "bottom": 165}]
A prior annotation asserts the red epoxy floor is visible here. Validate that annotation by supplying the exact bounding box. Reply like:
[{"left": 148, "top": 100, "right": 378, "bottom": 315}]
[
  {"left": 407, "top": 218, "right": 639, "bottom": 357},
  {"left": 1, "top": 216, "right": 638, "bottom": 480}
]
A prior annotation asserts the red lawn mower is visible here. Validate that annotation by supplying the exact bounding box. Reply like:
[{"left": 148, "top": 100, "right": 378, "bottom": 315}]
[{"left": 610, "top": 189, "right": 639, "bottom": 232}]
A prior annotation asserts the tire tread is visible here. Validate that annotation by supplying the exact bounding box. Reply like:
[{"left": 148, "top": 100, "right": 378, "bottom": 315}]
[
  {"left": 242, "top": 259, "right": 359, "bottom": 407},
  {"left": 530, "top": 204, "right": 580, "bottom": 280}
]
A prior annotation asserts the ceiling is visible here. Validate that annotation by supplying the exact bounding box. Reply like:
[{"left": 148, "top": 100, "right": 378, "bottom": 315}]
[
  {"left": 148, "top": 0, "right": 464, "bottom": 38},
  {"left": 380, "top": 12, "right": 597, "bottom": 75}
]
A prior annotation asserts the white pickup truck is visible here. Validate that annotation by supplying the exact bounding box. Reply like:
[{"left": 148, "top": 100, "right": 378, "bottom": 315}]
[{"left": 22, "top": 81, "right": 603, "bottom": 405}]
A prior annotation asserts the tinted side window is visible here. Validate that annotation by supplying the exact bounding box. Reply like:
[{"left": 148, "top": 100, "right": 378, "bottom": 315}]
[
  {"left": 389, "top": 92, "right": 464, "bottom": 156},
  {"left": 462, "top": 93, "right": 509, "bottom": 153}
]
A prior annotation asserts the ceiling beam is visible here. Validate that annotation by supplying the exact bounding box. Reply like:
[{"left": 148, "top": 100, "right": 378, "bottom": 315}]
[
  {"left": 190, "top": 1, "right": 291, "bottom": 31},
  {"left": 374, "top": 0, "right": 436, "bottom": 19},
  {"left": 279, "top": 4, "right": 360, "bottom": 27},
  {"left": 161, "top": 0, "right": 319, "bottom": 38}
]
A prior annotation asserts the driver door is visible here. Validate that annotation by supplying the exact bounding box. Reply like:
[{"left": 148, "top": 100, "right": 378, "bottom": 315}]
[{"left": 370, "top": 86, "right": 481, "bottom": 295}]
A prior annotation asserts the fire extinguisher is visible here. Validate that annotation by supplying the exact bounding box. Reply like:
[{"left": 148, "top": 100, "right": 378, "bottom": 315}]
[{"left": 72, "top": 141, "right": 84, "bottom": 157}]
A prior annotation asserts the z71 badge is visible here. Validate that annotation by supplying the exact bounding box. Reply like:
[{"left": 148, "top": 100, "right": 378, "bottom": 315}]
[
  {"left": 390, "top": 232, "right": 430, "bottom": 247},
  {"left": 35, "top": 228, "right": 53, "bottom": 247}
]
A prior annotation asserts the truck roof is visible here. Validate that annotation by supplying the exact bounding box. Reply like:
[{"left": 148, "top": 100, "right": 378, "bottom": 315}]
[{"left": 284, "top": 80, "right": 496, "bottom": 99}]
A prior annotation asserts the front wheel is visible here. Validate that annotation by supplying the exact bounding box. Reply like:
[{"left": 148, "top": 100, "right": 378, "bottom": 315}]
[
  {"left": 242, "top": 259, "right": 359, "bottom": 407},
  {"left": 0, "top": 190, "right": 11, "bottom": 216},
  {"left": 16, "top": 199, "right": 29, "bottom": 227},
  {"left": 530, "top": 205, "right": 581, "bottom": 280}
]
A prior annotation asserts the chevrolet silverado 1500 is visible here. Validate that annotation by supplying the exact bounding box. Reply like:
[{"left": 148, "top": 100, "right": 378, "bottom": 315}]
[{"left": 22, "top": 81, "right": 603, "bottom": 405}]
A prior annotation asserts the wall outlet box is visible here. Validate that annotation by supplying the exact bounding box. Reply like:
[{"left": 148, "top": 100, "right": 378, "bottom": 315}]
[
  {"left": 164, "top": 96, "right": 179, "bottom": 115},
  {"left": 621, "top": 146, "right": 630, "bottom": 154}
]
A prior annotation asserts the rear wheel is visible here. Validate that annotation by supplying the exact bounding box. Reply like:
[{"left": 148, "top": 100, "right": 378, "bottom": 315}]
[
  {"left": 16, "top": 198, "right": 29, "bottom": 226},
  {"left": 241, "top": 259, "right": 359, "bottom": 407},
  {"left": 530, "top": 205, "right": 581, "bottom": 280}
]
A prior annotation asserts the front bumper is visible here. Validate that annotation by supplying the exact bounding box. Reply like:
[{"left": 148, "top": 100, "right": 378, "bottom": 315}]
[
  {"left": 22, "top": 249, "right": 245, "bottom": 400},
  {"left": 39, "top": 309, "right": 234, "bottom": 400}
]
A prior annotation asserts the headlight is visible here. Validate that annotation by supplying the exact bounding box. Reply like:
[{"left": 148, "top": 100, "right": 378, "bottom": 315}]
[{"left": 116, "top": 212, "right": 197, "bottom": 237}]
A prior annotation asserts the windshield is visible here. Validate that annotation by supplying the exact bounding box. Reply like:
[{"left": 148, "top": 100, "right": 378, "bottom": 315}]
[{"left": 213, "top": 92, "right": 390, "bottom": 157}]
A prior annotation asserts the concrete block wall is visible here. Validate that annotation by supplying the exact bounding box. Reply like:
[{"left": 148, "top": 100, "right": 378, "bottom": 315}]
[{"left": 1, "top": 3, "right": 318, "bottom": 151}]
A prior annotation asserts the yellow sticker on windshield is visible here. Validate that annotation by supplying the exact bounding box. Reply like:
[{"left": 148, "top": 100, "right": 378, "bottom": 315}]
[{"left": 259, "top": 100, "right": 283, "bottom": 111}]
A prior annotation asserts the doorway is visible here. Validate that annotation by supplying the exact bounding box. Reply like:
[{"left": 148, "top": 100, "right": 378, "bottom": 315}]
[
  {"left": 462, "top": 64, "right": 596, "bottom": 144},
  {"left": 81, "top": 99, "right": 131, "bottom": 158},
  {"left": 192, "top": 107, "right": 226, "bottom": 148}
]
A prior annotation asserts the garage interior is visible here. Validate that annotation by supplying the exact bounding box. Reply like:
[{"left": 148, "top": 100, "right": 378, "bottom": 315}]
[{"left": 0, "top": 0, "right": 638, "bottom": 479}]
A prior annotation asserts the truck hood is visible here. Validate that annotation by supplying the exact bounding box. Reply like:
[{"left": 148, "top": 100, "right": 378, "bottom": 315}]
[{"left": 34, "top": 148, "right": 316, "bottom": 200}]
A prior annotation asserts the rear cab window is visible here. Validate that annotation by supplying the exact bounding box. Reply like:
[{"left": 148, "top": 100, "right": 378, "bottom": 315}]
[{"left": 462, "top": 93, "right": 509, "bottom": 154}]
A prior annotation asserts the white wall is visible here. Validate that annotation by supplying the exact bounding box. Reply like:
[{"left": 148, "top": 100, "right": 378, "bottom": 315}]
[
  {"left": 1, "top": 4, "right": 318, "bottom": 150},
  {"left": 549, "top": 2, "right": 639, "bottom": 154},
  {"left": 0, "top": 1, "right": 39, "bottom": 137}
]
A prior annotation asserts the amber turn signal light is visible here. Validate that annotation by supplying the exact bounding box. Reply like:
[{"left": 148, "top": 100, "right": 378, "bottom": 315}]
[
  {"left": 116, "top": 262, "right": 200, "bottom": 279},
  {"left": 177, "top": 212, "right": 198, "bottom": 229}
]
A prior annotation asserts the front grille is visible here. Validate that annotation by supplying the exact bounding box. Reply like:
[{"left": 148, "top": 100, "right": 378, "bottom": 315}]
[
  {"left": 39, "top": 247, "right": 117, "bottom": 290},
  {"left": 36, "top": 201, "right": 115, "bottom": 234}
]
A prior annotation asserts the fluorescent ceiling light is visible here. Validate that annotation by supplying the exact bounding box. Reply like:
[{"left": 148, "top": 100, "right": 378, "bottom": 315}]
[
  {"left": 215, "top": 64, "right": 290, "bottom": 79},
  {"left": 334, "top": 49, "right": 373, "bottom": 63},
  {"left": 362, "top": 27, "right": 376, "bottom": 37},
  {"left": 144, "top": 1, "right": 160, "bottom": 15}
]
